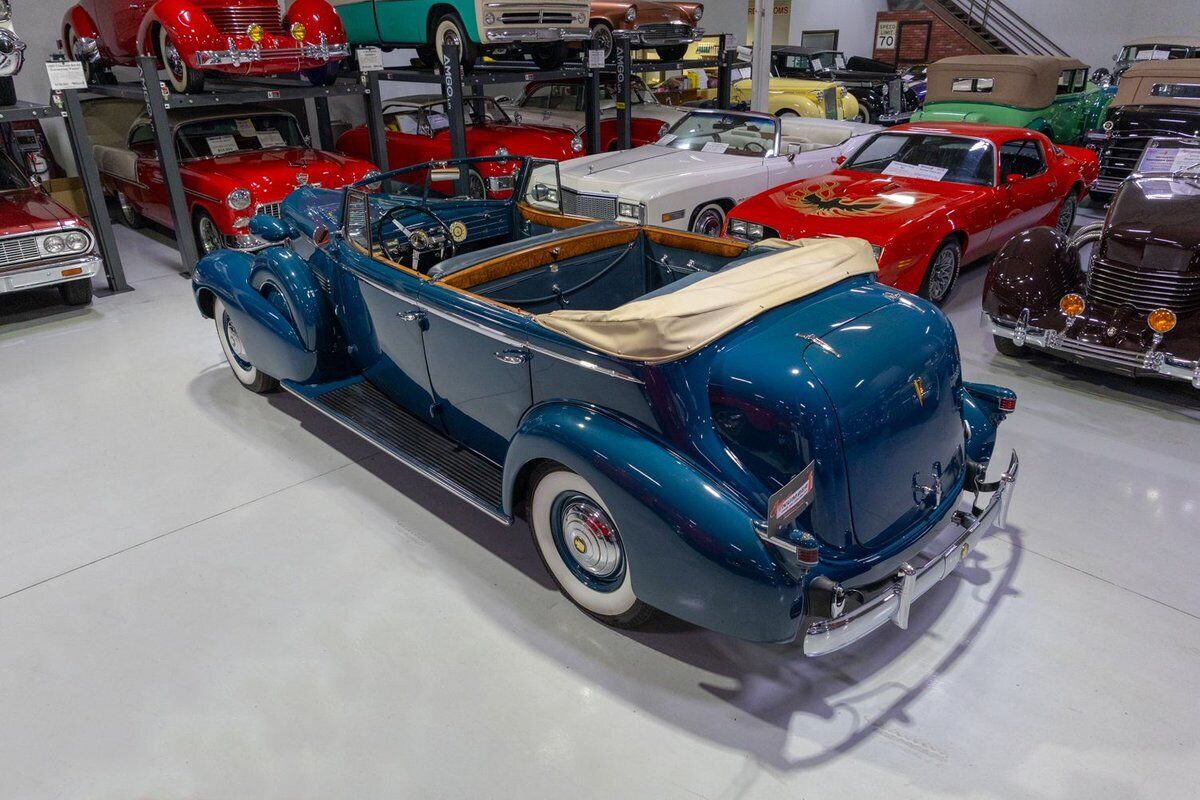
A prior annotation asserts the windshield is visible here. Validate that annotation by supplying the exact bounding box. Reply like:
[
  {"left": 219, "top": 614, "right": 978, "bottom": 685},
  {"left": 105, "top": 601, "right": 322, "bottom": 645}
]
[
  {"left": 845, "top": 133, "right": 995, "bottom": 186},
  {"left": 385, "top": 99, "right": 511, "bottom": 134},
  {"left": 176, "top": 115, "right": 305, "bottom": 159},
  {"left": 661, "top": 113, "right": 778, "bottom": 156},
  {"left": 522, "top": 80, "right": 655, "bottom": 112},
  {"left": 0, "top": 149, "right": 31, "bottom": 192},
  {"left": 810, "top": 51, "right": 847, "bottom": 71},
  {"left": 1118, "top": 45, "right": 1193, "bottom": 65}
]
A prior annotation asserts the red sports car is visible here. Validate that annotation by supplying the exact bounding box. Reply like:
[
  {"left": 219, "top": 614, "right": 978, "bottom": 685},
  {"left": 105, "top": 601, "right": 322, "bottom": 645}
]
[
  {"left": 725, "top": 123, "right": 1098, "bottom": 303},
  {"left": 89, "top": 102, "right": 377, "bottom": 255},
  {"left": 337, "top": 96, "right": 584, "bottom": 199},
  {"left": 0, "top": 149, "right": 101, "bottom": 306},
  {"left": 62, "top": 0, "right": 349, "bottom": 93}
]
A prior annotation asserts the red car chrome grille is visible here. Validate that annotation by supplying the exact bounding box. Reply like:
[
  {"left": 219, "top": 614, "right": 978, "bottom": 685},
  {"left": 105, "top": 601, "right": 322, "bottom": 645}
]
[
  {"left": 205, "top": 7, "right": 285, "bottom": 37},
  {"left": 0, "top": 235, "right": 42, "bottom": 268},
  {"left": 1087, "top": 257, "right": 1200, "bottom": 314}
]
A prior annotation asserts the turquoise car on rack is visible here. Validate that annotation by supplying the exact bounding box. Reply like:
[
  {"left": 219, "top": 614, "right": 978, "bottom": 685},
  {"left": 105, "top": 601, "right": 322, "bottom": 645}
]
[
  {"left": 335, "top": 0, "right": 591, "bottom": 70},
  {"left": 190, "top": 155, "right": 1019, "bottom": 653}
]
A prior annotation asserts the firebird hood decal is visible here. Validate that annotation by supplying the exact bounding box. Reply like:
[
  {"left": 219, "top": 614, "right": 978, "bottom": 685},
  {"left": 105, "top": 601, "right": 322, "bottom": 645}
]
[{"left": 775, "top": 179, "right": 938, "bottom": 218}]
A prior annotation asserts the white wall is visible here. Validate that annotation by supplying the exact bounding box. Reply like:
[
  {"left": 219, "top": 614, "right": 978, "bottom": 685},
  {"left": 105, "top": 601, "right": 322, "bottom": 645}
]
[{"left": 788, "top": 0, "right": 888, "bottom": 58}]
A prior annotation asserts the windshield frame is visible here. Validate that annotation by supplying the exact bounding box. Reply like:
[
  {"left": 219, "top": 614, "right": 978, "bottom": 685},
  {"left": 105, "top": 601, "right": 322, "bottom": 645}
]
[
  {"left": 844, "top": 131, "right": 998, "bottom": 186},
  {"left": 0, "top": 148, "right": 33, "bottom": 193},
  {"left": 661, "top": 110, "right": 781, "bottom": 158}
]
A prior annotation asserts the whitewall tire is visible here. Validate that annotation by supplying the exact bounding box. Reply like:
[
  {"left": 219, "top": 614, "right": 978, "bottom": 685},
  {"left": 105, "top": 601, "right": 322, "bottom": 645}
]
[
  {"left": 690, "top": 202, "right": 727, "bottom": 237},
  {"left": 529, "top": 466, "right": 654, "bottom": 627},
  {"left": 213, "top": 297, "right": 278, "bottom": 394}
]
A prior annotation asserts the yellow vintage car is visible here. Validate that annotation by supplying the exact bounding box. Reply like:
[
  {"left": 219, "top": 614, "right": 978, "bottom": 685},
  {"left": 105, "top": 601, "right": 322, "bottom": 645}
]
[{"left": 728, "top": 76, "right": 859, "bottom": 119}]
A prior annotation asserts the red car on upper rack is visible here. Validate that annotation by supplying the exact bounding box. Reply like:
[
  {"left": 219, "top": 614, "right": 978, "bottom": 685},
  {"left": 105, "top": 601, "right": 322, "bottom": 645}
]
[
  {"left": 337, "top": 96, "right": 585, "bottom": 198},
  {"left": 725, "top": 122, "right": 1098, "bottom": 304},
  {"left": 85, "top": 100, "right": 377, "bottom": 255},
  {"left": 61, "top": 0, "right": 350, "bottom": 93}
]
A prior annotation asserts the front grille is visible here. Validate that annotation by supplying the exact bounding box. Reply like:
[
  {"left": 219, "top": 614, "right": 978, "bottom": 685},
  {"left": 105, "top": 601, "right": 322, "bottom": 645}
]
[
  {"left": 256, "top": 201, "right": 282, "bottom": 218},
  {"left": 821, "top": 87, "right": 838, "bottom": 119},
  {"left": 636, "top": 23, "right": 693, "bottom": 43},
  {"left": 1096, "top": 134, "right": 1153, "bottom": 192},
  {"left": 561, "top": 188, "right": 617, "bottom": 220},
  {"left": 1053, "top": 335, "right": 1153, "bottom": 369},
  {"left": 0, "top": 235, "right": 42, "bottom": 267},
  {"left": 500, "top": 11, "right": 574, "bottom": 25},
  {"left": 205, "top": 7, "right": 285, "bottom": 37},
  {"left": 1087, "top": 257, "right": 1200, "bottom": 313}
]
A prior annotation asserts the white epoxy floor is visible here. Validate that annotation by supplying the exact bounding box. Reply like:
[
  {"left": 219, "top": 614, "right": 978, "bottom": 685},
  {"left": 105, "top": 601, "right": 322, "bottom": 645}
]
[{"left": 2, "top": 214, "right": 1198, "bottom": 799}]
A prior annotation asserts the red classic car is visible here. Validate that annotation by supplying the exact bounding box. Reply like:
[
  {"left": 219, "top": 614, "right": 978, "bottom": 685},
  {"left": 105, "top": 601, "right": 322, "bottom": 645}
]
[
  {"left": 0, "top": 149, "right": 101, "bottom": 306},
  {"left": 588, "top": 1, "right": 704, "bottom": 62},
  {"left": 725, "top": 123, "right": 1098, "bottom": 303},
  {"left": 61, "top": 0, "right": 349, "bottom": 93},
  {"left": 87, "top": 101, "right": 377, "bottom": 254},
  {"left": 502, "top": 76, "right": 685, "bottom": 151},
  {"left": 337, "top": 96, "right": 584, "bottom": 198}
]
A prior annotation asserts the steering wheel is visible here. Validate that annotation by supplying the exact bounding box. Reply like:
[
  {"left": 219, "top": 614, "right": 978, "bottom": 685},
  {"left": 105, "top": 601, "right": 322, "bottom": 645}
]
[
  {"left": 743, "top": 140, "right": 767, "bottom": 154},
  {"left": 376, "top": 204, "right": 458, "bottom": 265}
]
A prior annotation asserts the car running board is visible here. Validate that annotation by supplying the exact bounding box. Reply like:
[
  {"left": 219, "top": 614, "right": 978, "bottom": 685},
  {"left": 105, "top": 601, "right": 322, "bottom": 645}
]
[{"left": 282, "top": 378, "right": 509, "bottom": 524}]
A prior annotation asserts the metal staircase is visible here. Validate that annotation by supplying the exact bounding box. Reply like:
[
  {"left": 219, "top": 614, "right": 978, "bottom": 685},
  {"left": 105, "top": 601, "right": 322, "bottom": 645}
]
[{"left": 923, "top": 0, "right": 1069, "bottom": 57}]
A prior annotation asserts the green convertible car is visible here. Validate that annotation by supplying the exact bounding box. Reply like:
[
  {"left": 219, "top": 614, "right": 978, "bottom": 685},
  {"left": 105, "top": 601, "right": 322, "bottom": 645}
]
[
  {"left": 335, "top": 0, "right": 591, "bottom": 69},
  {"left": 913, "top": 54, "right": 1110, "bottom": 144}
]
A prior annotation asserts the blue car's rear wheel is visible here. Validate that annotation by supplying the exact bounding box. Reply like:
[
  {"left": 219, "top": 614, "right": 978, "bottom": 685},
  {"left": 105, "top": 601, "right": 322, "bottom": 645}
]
[
  {"left": 214, "top": 297, "right": 278, "bottom": 394},
  {"left": 529, "top": 466, "right": 654, "bottom": 627}
]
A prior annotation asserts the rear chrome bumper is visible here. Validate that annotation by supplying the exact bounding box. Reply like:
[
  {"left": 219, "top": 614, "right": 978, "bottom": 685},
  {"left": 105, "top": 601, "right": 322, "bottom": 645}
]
[
  {"left": 484, "top": 27, "right": 591, "bottom": 44},
  {"left": 987, "top": 312, "right": 1200, "bottom": 389},
  {"left": 802, "top": 450, "right": 1019, "bottom": 657},
  {"left": 194, "top": 37, "right": 349, "bottom": 68},
  {"left": 0, "top": 253, "right": 102, "bottom": 294}
]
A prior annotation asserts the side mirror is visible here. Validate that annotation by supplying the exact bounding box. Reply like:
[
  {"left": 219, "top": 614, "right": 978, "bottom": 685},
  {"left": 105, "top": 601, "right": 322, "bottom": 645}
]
[
  {"left": 248, "top": 213, "right": 297, "bottom": 243},
  {"left": 312, "top": 225, "right": 330, "bottom": 248},
  {"left": 494, "top": 95, "right": 513, "bottom": 105},
  {"left": 1005, "top": 173, "right": 1025, "bottom": 185},
  {"left": 787, "top": 151, "right": 797, "bottom": 163},
  {"left": 430, "top": 166, "right": 463, "bottom": 182}
]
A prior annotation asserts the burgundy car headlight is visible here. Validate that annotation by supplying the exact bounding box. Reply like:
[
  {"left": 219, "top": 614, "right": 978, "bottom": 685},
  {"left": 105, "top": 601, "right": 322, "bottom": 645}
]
[
  {"left": 694, "top": 5, "right": 703, "bottom": 21},
  {"left": 625, "top": 6, "right": 637, "bottom": 22}
]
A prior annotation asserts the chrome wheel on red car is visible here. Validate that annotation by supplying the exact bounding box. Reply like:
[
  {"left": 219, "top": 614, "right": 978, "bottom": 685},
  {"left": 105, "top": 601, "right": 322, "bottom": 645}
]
[
  {"left": 195, "top": 212, "right": 224, "bottom": 255},
  {"left": 919, "top": 239, "right": 962, "bottom": 305},
  {"left": 1056, "top": 193, "right": 1077, "bottom": 234},
  {"left": 158, "top": 26, "right": 204, "bottom": 94}
]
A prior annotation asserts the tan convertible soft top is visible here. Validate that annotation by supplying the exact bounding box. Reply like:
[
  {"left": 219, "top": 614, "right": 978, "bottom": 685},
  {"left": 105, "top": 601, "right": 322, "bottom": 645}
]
[
  {"left": 925, "top": 54, "right": 1088, "bottom": 108},
  {"left": 536, "top": 237, "right": 878, "bottom": 364},
  {"left": 1114, "top": 60, "right": 1200, "bottom": 107}
]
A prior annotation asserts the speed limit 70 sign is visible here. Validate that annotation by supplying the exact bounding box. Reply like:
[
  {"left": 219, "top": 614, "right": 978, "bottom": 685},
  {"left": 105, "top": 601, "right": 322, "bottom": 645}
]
[{"left": 876, "top": 20, "right": 898, "bottom": 50}]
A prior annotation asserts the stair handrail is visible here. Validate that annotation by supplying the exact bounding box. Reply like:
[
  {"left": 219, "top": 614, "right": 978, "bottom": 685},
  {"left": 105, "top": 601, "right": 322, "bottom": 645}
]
[{"left": 956, "top": 0, "right": 1069, "bottom": 57}]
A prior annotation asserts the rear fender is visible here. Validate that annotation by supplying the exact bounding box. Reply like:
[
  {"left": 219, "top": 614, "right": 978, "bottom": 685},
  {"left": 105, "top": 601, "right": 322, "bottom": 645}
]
[
  {"left": 504, "top": 401, "right": 804, "bottom": 643},
  {"left": 982, "top": 226, "right": 1082, "bottom": 318},
  {"left": 137, "top": 0, "right": 223, "bottom": 59},
  {"left": 961, "top": 382, "right": 1016, "bottom": 467}
]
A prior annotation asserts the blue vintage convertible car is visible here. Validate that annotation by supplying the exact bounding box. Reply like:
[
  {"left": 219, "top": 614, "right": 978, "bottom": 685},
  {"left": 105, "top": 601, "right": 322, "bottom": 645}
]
[{"left": 192, "top": 156, "right": 1019, "bottom": 655}]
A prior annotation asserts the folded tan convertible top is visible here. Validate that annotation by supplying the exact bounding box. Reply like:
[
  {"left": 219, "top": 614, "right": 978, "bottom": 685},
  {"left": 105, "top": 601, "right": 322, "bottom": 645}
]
[{"left": 536, "top": 237, "right": 878, "bottom": 364}]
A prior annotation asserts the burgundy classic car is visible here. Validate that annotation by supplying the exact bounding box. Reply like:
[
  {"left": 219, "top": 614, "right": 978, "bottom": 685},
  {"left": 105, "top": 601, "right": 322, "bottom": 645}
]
[
  {"left": 0, "top": 149, "right": 100, "bottom": 307},
  {"left": 337, "top": 96, "right": 583, "bottom": 198},
  {"left": 61, "top": 0, "right": 350, "bottom": 93},
  {"left": 87, "top": 101, "right": 376, "bottom": 255},
  {"left": 985, "top": 169, "right": 1200, "bottom": 389},
  {"left": 588, "top": 1, "right": 704, "bottom": 62}
]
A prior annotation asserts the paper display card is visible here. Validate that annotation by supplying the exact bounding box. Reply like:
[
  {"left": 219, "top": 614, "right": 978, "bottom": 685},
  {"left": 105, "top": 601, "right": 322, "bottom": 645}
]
[
  {"left": 882, "top": 161, "right": 948, "bottom": 181},
  {"left": 701, "top": 141, "right": 730, "bottom": 154},
  {"left": 656, "top": 134, "right": 677, "bottom": 146},
  {"left": 46, "top": 61, "right": 88, "bottom": 91},
  {"left": 587, "top": 49, "right": 606, "bottom": 69},
  {"left": 256, "top": 130, "right": 286, "bottom": 148},
  {"left": 236, "top": 119, "right": 257, "bottom": 138},
  {"left": 207, "top": 135, "right": 240, "bottom": 156},
  {"left": 1138, "top": 142, "right": 1200, "bottom": 174},
  {"left": 357, "top": 47, "right": 384, "bottom": 72}
]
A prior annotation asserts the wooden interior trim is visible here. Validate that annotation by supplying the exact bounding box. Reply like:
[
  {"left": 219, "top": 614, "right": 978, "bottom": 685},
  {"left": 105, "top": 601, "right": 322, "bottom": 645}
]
[
  {"left": 348, "top": 238, "right": 429, "bottom": 280},
  {"left": 517, "top": 202, "right": 598, "bottom": 230},
  {"left": 442, "top": 228, "right": 641, "bottom": 290},
  {"left": 644, "top": 226, "right": 749, "bottom": 258}
]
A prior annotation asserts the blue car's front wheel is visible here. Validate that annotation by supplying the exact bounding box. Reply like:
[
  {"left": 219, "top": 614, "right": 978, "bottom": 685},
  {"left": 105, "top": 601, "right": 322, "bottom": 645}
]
[
  {"left": 214, "top": 298, "right": 278, "bottom": 395},
  {"left": 529, "top": 466, "right": 655, "bottom": 628}
]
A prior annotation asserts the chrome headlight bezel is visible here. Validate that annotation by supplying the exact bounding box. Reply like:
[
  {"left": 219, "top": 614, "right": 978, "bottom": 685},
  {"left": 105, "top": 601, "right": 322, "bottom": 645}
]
[
  {"left": 617, "top": 201, "right": 645, "bottom": 223},
  {"left": 625, "top": 6, "right": 638, "bottom": 22},
  {"left": 570, "top": 136, "right": 584, "bottom": 153},
  {"left": 495, "top": 146, "right": 509, "bottom": 157},
  {"left": 226, "top": 188, "right": 252, "bottom": 211},
  {"left": 693, "top": 5, "right": 703, "bottom": 21},
  {"left": 64, "top": 231, "right": 90, "bottom": 252}
]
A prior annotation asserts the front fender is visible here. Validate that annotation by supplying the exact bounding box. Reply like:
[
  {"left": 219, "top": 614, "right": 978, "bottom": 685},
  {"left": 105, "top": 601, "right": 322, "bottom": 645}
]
[
  {"left": 782, "top": 96, "right": 820, "bottom": 117},
  {"left": 137, "top": 0, "right": 223, "bottom": 59},
  {"left": 283, "top": 0, "right": 348, "bottom": 43},
  {"left": 504, "top": 402, "right": 805, "bottom": 643},
  {"left": 247, "top": 246, "right": 336, "bottom": 353},
  {"left": 982, "top": 226, "right": 1082, "bottom": 318},
  {"left": 62, "top": 6, "right": 101, "bottom": 53}
]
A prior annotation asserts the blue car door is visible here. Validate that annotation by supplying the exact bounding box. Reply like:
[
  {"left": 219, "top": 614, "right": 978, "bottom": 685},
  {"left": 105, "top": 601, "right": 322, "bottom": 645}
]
[{"left": 417, "top": 281, "right": 534, "bottom": 465}]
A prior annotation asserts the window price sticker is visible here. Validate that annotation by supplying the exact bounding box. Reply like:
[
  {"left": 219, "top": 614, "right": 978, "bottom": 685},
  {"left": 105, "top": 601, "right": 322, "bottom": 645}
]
[
  {"left": 701, "top": 141, "right": 730, "bottom": 154},
  {"left": 1138, "top": 139, "right": 1200, "bottom": 174},
  {"left": 46, "top": 61, "right": 88, "bottom": 91},
  {"left": 207, "top": 135, "right": 239, "bottom": 156},
  {"left": 883, "top": 161, "right": 948, "bottom": 181},
  {"left": 256, "top": 130, "right": 286, "bottom": 148},
  {"left": 357, "top": 46, "right": 384, "bottom": 72},
  {"left": 236, "top": 119, "right": 257, "bottom": 138},
  {"left": 656, "top": 134, "right": 677, "bottom": 145}
]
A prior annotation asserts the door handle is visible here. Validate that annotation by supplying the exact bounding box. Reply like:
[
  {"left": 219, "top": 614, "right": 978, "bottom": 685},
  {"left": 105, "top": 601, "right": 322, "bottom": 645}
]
[
  {"left": 397, "top": 309, "right": 425, "bottom": 323},
  {"left": 493, "top": 349, "right": 529, "bottom": 365}
]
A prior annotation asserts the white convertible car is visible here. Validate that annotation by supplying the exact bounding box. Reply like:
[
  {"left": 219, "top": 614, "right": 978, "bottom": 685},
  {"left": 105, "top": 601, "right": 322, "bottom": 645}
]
[{"left": 543, "top": 109, "right": 879, "bottom": 235}]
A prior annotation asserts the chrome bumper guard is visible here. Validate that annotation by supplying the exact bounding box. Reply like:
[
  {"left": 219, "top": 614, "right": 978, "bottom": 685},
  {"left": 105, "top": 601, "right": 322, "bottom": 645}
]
[
  {"left": 628, "top": 26, "right": 705, "bottom": 47},
  {"left": 987, "top": 312, "right": 1200, "bottom": 389},
  {"left": 484, "top": 27, "right": 591, "bottom": 44},
  {"left": 802, "top": 450, "right": 1019, "bottom": 657},
  {"left": 194, "top": 36, "right": 349, "bottom": 68},
  {"left": 0, "top": 253, "right": 102, "bottom": 294}
]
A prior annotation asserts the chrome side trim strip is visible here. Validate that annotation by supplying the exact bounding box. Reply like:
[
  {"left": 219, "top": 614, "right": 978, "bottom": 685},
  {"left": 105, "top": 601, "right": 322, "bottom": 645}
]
[{"left": 281, "top": 382, "right": 511, "bottom": 525}]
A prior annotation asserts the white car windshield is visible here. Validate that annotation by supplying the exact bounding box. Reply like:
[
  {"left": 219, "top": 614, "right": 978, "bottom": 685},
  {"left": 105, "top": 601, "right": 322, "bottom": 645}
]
[{"left": 661, "top": 113, "right": 778, "bottom": 157}]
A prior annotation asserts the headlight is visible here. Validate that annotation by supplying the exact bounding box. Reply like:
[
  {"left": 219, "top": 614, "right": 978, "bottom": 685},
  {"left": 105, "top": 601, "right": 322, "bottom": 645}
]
[
  {"left": 0, "top": 0, "right": 11, "bottom": 23},
  {"left": 871, "top": 244, "right": 883, "bottom": 261},
  {"left": 495, "top": 146, "right": 509, "bottom": 157},
  {"left": 65, "top": 231, "right": 90, "bottom": 252},
  {"left": 226, "top": 188, "right": 252, "bottom": 210},
  {"left": 573, "top": 10, "right": 586, "bottom": 23},
  {"left": 43, "top": 235, "right": 65, "bottom": 254},
  {"left": 290, "top": 22, "right": 307, "bottom": 42},
  {"left": 618, "top": 201, "right": 644, "bottom": 222},
  {"left": 746, "top": 222, "right": 764, "bottom": 239},
  {"left": 362, "top": 169, "right": 382, "bottom": 182},
  {"left": 728, "top": 219, "right": 747, "bottom": 235},
  {"left": 694, "top": 5, "right": 703, "bottom": 21},
  {"left": 570, "top": 136, "right": 584, "bottom": 153},
  {"left": 532, "top": 183, "right": 558, "bottom": 203},
  {"left": 625, "top": 6, "right": 637, "bottom": 22},
  {"left": 484, "top": 12, "right": 496, "bottom": 24}
]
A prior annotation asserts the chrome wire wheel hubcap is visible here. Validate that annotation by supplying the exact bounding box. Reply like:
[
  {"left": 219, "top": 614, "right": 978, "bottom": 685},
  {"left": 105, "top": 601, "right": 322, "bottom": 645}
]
[
  {"left": 117, "top": 192, "right": 136, "bottom": 224},
  {"left": 558, "top": 497, "right": 623, "bottom": 583},
  {"left": 928, "top": 248, "right": 957, "bottom": 300},
  {"left": 163, "top": 38, "right": 185, "bottom": 81},
  {"left": 1057, "top": 197, "right": 1075, "bottom": 233},
  {"left": 694, "top": 207, "right": 724, "bottom": 237},
  {"left": 592, "top": 26, "right": 613, "bottom": 58},
  {"left": 198, "top": 218, "right": 222, "bottom": 253},
  {"left": 440, "top": 24, "right": 461, "bottom": 51}
]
